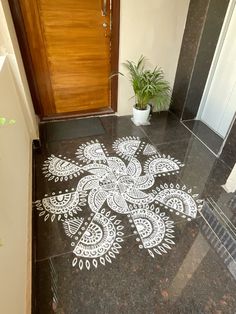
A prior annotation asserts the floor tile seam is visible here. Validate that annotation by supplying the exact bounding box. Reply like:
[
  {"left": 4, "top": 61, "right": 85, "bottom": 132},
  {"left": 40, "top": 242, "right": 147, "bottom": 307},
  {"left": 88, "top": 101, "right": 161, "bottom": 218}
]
[
  {"left": 180, "top": 120, "right": 223, "bottom": 157},
  {"left": 218, "top": 156, "right": 234, "bottom": 171},
  {"left": 183, "top": 119, "right": 224, "bottom": 142},
  {"left": 41, "top": 116, "right": 107, "bottom": 125},
  {"left": 139, "top": 127, "right": 158, "bottom": 147},
  {"left": 136, "top": 124, "right": 154, "bottom": 139},
  {"left": 181, "top": 118, "right": 196, "bottom": 123},
  {"left": 111, "top": 124, "right": 150, "bottom": 140},
  {"left": 167, "top": 110, "right": 183, "bottom": 121},
  {"left": 35, "top": 244, "right": 140, "bottom": 264},
  {"left": 141, "top": 123, "right": 192, "bottom": 135},
  {"left": 139, "top": 127, "right": 188, "bottom": 148},
  {"left": 155, "top": 138, "right": 190, "bottom": 149},
  {"left": 38, "top": 135, "right": 105, "bottom": 145},
  {"left": 177, "top": 175, "right": 195, "bottom": 189},
  {"left": 36, "top": 250, "right": 74, "bottom": 263}
]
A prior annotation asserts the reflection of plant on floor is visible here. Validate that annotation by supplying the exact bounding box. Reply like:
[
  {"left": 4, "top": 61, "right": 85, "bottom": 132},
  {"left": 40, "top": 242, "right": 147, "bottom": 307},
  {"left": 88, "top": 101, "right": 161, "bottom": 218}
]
[{"left": 0, "top": 117, "right": 16, "bottom": 126}]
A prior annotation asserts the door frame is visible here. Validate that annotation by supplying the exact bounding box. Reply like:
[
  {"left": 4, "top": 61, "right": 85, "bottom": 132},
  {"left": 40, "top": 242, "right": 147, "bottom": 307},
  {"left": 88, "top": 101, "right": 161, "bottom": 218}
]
[
  {"left": 197, "top": 0, "right": 236, "bottom": 121},
  {"left": 8, "top": 0, "right": 120, "bottom": 120}
]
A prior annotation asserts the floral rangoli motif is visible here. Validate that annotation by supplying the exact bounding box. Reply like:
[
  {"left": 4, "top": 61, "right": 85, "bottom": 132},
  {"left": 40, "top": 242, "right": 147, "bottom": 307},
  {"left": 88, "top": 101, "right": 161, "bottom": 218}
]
[{"left": 34, "top": 137, "right": 203, "bottom": 270}]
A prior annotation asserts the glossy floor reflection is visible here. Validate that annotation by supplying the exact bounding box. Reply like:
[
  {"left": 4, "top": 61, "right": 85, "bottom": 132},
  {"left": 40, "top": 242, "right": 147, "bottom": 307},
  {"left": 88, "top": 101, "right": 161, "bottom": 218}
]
[
  {"left": 33, "top": 112, "right": 236, "bottom": 314},
  {"left": 182, "top": 119, "right": 224, "bottom": 154}
]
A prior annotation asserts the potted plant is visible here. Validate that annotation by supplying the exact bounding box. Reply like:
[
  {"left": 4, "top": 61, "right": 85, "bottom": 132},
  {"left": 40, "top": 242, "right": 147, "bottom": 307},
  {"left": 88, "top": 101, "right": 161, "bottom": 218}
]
[{"left": 122, "top": 56, "right": 171, "bottom": 125}]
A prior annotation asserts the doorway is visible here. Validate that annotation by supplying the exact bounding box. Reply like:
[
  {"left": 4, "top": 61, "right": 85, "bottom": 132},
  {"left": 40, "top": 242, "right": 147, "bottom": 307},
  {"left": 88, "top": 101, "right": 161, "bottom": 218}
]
[
  {"left": 182, "top": 0, "right": 236, "bottom": 155},
  {"left": 9, "top": 0, "right": 120, "bottom": 119}
]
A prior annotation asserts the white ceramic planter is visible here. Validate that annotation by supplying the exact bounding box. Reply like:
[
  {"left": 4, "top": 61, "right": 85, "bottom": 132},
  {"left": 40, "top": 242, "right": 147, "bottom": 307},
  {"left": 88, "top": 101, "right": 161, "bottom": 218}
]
[{"left": 132, "top": 104, "right": 151, "bottom": 126}]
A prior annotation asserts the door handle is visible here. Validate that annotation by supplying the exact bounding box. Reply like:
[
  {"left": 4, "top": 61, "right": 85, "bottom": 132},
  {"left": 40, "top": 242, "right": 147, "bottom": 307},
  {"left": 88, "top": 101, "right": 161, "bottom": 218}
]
[{"left": 101, "top": 0, "right": 107, "bottom": 16}]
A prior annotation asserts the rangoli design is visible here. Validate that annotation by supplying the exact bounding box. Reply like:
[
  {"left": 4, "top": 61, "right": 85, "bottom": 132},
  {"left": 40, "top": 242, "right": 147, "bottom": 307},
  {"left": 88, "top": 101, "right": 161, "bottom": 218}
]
[{"left": 34, "top": 137, "right": 203, "bottom": 270}]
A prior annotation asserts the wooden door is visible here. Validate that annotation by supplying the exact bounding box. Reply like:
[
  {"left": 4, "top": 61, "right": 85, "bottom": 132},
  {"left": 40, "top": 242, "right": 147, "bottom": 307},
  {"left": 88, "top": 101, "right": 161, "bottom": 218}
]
[{"left": 9, "top": 0, "right": 119, "bottom": 118}]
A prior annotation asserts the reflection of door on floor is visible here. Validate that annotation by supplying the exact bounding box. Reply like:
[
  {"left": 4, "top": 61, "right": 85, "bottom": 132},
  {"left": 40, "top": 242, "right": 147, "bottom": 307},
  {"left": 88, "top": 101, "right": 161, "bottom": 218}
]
[
  {"left": 197, "top": 3, "right": 236, "bottom": 138},
  {"left": 10, "top": 0, "right": 119, "bottom": 118}
]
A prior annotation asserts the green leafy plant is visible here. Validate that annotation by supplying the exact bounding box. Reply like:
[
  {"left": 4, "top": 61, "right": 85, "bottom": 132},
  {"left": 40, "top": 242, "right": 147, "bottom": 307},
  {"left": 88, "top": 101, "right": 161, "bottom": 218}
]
[
  {"left": 0, "top": 117, "right": 16, "bottom": 126},
  {"left": 122, "top": 56, "right": 171, "bottom": 111}
]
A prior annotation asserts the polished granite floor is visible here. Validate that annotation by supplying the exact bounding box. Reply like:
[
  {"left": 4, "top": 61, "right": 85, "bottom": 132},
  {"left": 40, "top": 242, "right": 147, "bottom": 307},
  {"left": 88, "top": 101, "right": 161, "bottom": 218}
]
[
  {"left": 182, "top": 120, "right": 224, "bottom": 155},
  {"left": 33, "top": 112, "right": 236, "bottom": 314}
]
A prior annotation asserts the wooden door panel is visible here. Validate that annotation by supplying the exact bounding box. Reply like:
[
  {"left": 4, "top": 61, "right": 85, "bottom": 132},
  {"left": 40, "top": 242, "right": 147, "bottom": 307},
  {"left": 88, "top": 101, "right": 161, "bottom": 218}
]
[
  {"left": 37, "top": 0, "right": 111, "bottom": 114},
  {"left": 49, "top": 59, "right": 110, "bottom": 112},
  {"left": 17, "top": 0, "right": 56, "bottom": 115},
  {"left": 9, "top": 0, "right": 120, "bottom": 118}
]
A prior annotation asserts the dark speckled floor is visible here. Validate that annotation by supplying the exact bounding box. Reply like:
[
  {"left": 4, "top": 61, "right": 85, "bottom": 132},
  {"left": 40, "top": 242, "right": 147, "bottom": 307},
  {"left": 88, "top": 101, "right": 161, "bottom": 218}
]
[
  {"left": 182, "top": 119, "right": 224, "bottom": 154},
  {"left": 33, "top": 112, "right": 236, "bottom": 314}
]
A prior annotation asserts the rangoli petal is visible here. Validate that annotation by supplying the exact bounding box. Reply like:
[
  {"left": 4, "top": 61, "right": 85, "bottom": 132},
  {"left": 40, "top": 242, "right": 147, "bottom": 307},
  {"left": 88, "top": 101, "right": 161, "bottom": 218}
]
[
  {"left": 144, "top": 155, "right": 184, "bottom": 176},
  {"left": 130, "top": 205, "right": 175, "bottom": 257},
  {"left": 143, "top": 143, "right": 159, "bottom": 156},
  {"left": 112, "top": 136, "right": 143, "bottom": 160},
  {"left": 124, "top": 188, "right": 154, "bottom": 205},
  {"left": 135, "top": 174, "right": 155, "bottom": 190},
  {"left": 83, "top": 163, "right": 110, "bottom": 179},
  {"left": 42, "top": 155, "right": 82, "bottom": 182},
  {"left": 34, "top": 190, "right": 86, "bottom": 221},
  {"left": 63, "top": 217, "right": 84, "bottom": 238},
  {"left": 72, "top": 210, "right": 124, "bottom": 269},
  {"left": 126, "top": 157, "right": 142, "bottom": 178},
  {"left": 107, "top": 157, "right": 127, "bottom": 175},
  {"left": 77, "top": 175, "right": 99, "bottom": 191},
  {"left": 88, "top": 189, "right": 108, "bottom": 213},
  {"left": 154, "top": 184, "right": 203, "bottom": 219},
  {"left": 107, "top": 192, "right": 130, "bottom": 214},
  {"left": 76, "top": 140, "right": 107, "bottom": 163}
]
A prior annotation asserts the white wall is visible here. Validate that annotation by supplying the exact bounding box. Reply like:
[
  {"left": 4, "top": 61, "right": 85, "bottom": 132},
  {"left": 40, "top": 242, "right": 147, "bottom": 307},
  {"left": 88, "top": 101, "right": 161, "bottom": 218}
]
[
  {"left": 197, "top": 1, "right": 236, "bottom": 138},
  {"left": 117, "top": 0, "right": 190, "bottom": 115},
  {"left": 0, "top": 0, "right": 38, "bottom": 138},
  {"left": 0, "top": 1, "right": 38, "bottom": 313},
  {"left": 223, "top": 163, "right": 236, "bottom": 193}
]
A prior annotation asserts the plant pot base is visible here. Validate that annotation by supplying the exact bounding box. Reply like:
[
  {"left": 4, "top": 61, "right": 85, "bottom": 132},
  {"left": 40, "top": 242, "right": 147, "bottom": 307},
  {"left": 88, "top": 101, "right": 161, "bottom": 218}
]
[
  {"left": 131, "top": 117, "right": 150, "bottom": 126},
  {"left": 132, "top": 104, "right": 151, "bottom": 126}
]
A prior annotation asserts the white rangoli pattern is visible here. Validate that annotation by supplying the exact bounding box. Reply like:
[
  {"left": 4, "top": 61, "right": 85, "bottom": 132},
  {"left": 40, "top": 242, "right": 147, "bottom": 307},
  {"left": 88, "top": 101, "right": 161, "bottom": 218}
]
[
  {"left": 144, "top": 154, "right": 183, "bottom": 177},
  {"left": 154, "top": 183, "right": 203, "bottom": 220},
  {"left": 34, "top": 137, "right": 203, "bottom": 270},
  {"left": 35, "top": 190, "right": 87, "bottom": 222},
  {"left": 42, "top": 155, "right": 84, "bottom": 182},
  {"left": 129, "top": 204, "right": 175, "bottom": 257}
]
